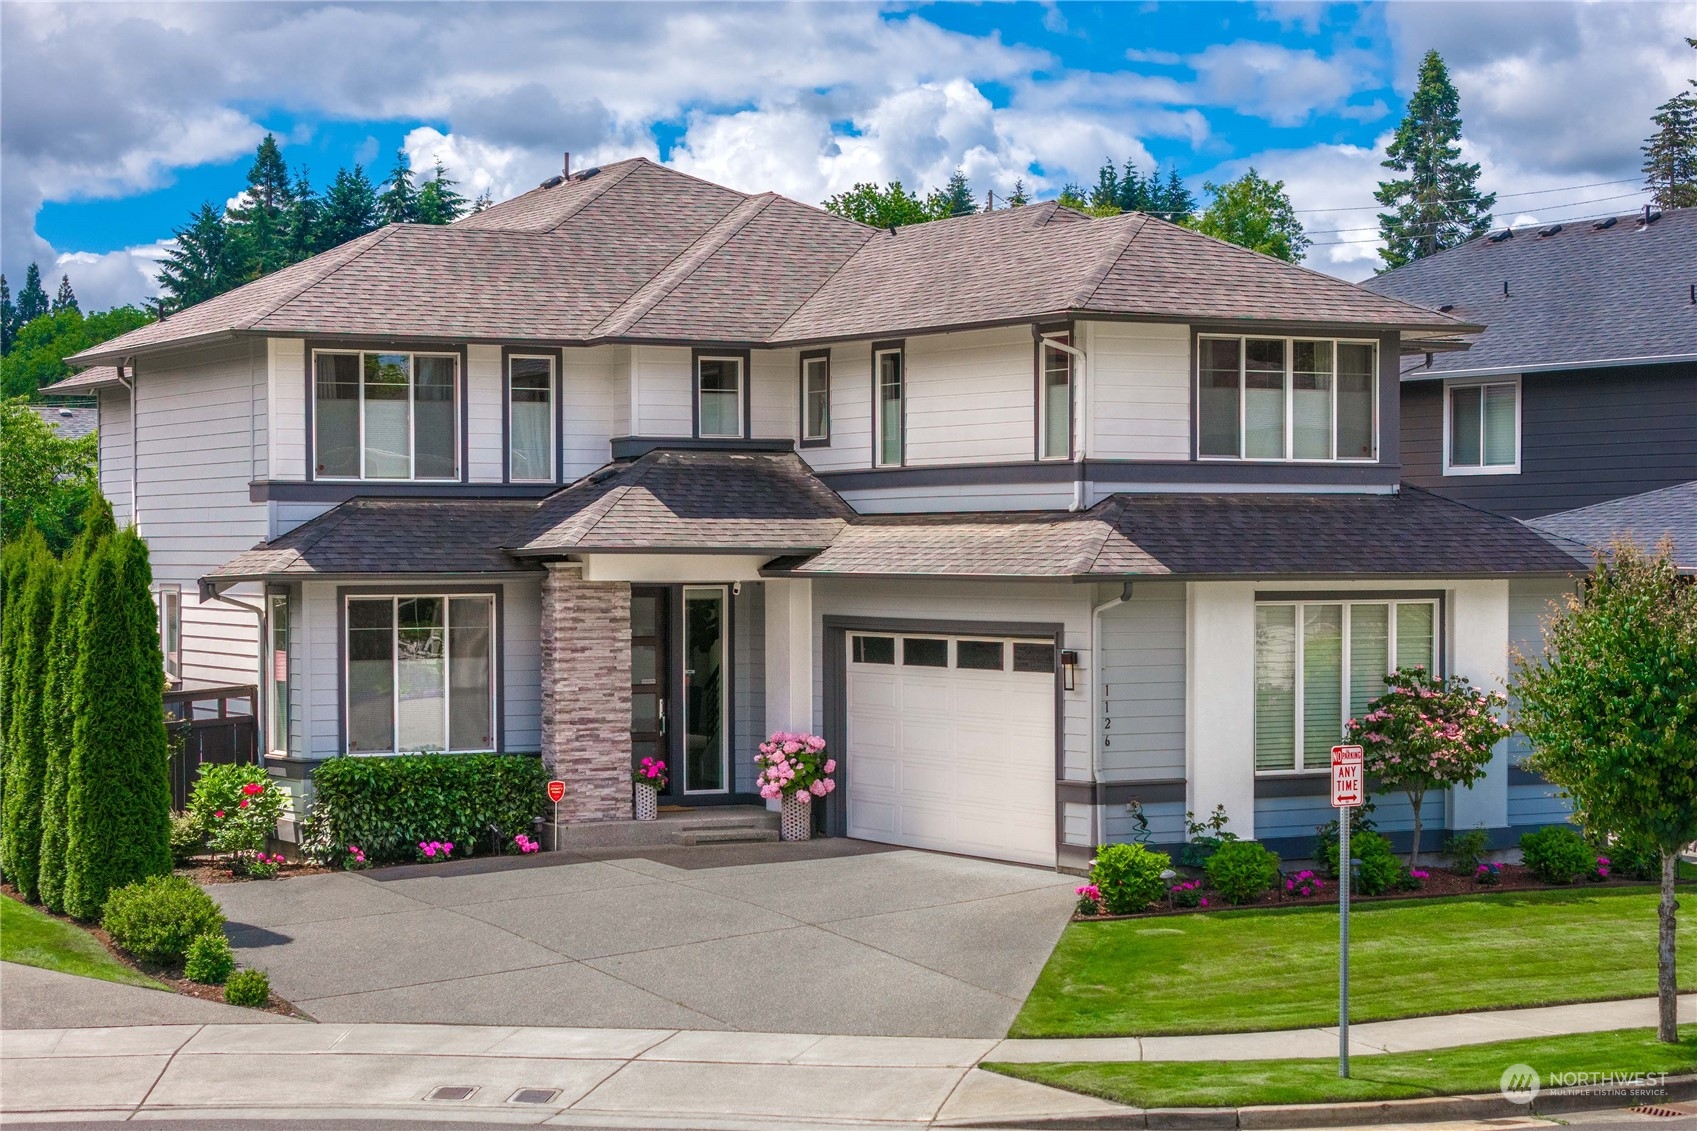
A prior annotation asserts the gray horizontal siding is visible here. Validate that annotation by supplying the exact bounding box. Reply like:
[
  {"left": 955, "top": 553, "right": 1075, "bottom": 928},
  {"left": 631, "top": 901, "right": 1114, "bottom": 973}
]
[
  {"left": 1508, "top": 781, "right": 1572, "bottom": 828},
  {"left": 1097, "top": 584, "right": 1186, "bottom": 781},
  {"left": 1104, "top": 799, "right": 1186, "bottom": 846},
  {"left": 1402, "top": 363, "right": 1697, "bottom": 518}
]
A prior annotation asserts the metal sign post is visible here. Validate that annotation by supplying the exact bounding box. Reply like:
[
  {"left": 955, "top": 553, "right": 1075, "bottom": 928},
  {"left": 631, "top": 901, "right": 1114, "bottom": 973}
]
[
  {"left": 547, "top": 780, "right": 566, "bottom": 850},
  {"left": 1331, "top": 743, "right": 1364, "bottom": 1079}
]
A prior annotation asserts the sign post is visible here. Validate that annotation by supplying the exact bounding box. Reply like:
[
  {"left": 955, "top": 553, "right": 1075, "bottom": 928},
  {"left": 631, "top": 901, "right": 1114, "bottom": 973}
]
[
  {"left": 546, "top": 780, "right": 566, "bottom": 850},
  {"left": 1331, "top": 743, "right": 1364, "bottom": 1079}
]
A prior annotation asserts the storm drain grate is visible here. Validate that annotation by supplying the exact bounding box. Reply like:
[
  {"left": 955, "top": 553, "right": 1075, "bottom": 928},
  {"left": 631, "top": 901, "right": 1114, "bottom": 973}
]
[
  {"left": 1631, "top": 1107, "right": 1694, "bottom": 1118},
  {"left": 510, "top": 1088, "right": 561, "bottom": 1105},
  {"left": 427, "top": 1085, "right": 478, "bottom": 1102}
]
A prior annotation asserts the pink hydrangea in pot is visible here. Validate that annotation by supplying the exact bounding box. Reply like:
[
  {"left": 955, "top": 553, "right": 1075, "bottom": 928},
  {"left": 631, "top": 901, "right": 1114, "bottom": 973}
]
[
  {"left": 632, "top": 757, "right": 667, "bottom": 821},
  {"left": 756, "top": 732, "right": 834, "bottom": 841}
]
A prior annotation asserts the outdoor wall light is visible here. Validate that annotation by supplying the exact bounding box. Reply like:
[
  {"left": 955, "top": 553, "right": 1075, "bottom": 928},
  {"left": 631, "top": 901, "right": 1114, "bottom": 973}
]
[{"left": 1060, "top": 650, "right": 1079, "bottom": 691}]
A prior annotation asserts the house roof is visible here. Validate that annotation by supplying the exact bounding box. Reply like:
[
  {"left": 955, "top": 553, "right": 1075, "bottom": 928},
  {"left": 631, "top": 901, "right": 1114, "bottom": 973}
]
[
  {"left": 1526, "top": 480, "right": 1697, "bottom": 573},
  {"left": 39, "top": 365, "right": 123, "bottom": 393},
  {"left": 1360, "top": 207, "right": 1697, "bottom": 378},
  {"left": 27, "top": 404, "right": 97, "bottom": 439},
  {"left": 74, "top": 158, "right": 1469, "bottom": 366}
]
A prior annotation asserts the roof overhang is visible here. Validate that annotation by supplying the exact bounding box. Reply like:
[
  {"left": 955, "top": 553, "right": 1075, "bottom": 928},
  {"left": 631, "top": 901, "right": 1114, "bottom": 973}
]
[{"left": 1401, "top": 352, "right": 1697, "bottom": 381}]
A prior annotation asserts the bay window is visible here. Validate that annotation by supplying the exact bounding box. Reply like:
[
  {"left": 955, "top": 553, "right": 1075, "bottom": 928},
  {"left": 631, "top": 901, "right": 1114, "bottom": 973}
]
[
  {"left": 1039, "top": 334, "right": 1072, "bottom": 460},
  {"left": 1254, "top": 598, "right": 1437, "bottom": 773},
  {"left": 1198, "top": 336, "right": 1377, "bottom": 461},
  {"left": 346, "top": 595, "right": 494, "bottom": 755},
  {"left": 874, "top": 344, "right": 904, "bottom": 467},
  {"left": 1446, "top": 379, "right": 1519, "bottom": 474},
  {"left": 508, "top": 355, "right": 555, "bottom": 482},
  {"left": 696, "top": 355, "right": 744, "bottom": 438},
  {"left": 314, "top": 350, "right": 459, "bottom": 480}
]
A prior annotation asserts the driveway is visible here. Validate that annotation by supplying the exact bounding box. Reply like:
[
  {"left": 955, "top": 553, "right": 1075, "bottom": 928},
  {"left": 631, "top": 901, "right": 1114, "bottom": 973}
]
[{"left": 211, "top": 842, "right": 1075, "bottom": 1038}]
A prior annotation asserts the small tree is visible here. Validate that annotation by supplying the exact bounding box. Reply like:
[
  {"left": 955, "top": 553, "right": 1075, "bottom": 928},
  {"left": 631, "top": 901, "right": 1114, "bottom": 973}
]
[
  {"left": 1194, "top": 168, "right": 1311, "bottom": 263},
  {"left": 1346, "top": 666, "right": 1510, "bottom": 866},
  {"left": 1, "top": 533, "right": 58, "bottom": 899},
  {"left": 62, "top": 528, "right": 171, "bottom": 920},
  {"left": 822, "top": 181, "right": 937, "bottom": 228},
  {"left": 1511, "top": 540, "right": 1697, "bottom": 1044}
]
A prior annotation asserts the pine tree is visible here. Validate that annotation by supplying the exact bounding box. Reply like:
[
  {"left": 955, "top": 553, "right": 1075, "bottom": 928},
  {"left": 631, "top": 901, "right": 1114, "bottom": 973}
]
[
  {"left": 1116, "top": 161, "right": 1156, "bottom": 212},
  {"left": 36, "top": 497, "right": 112, "bottom": 913},
  {"left": 1007, "top": 179, "right": 1030, "bottom": 207},
  {"left": 1089, "top": 159, "right": 1122, "bottom": 212},
  {"left": 378, "top": 149, "right": 421, "bottom": 225},
  {"left": 284, "top": 167, "right": 322, "bottom": 264},
  {"left": 928, "top": 169, "right": 976, "bottom": 217},
  {"left": 415, "top": 160, "right": 469, "bottom": 225},
  {"left": 471, "top": 188, "right": 494, "bottom": 213},
  {"left": 62, "top": 527, "right": 172, "bottom": 920},
  {"left": 1, "top": 533, "right": 58, "bottom": 900},
  {"left": 157, "top": 203, "right": 239, "bottom": 310},
  {"left": 226, "top": 134, "right": 296, "bottom": 280},
  {"left": 318, "top": 164, "right": 380, "bottom": 249},
  {"left": 1643, "top": 65, "right": 1697, "bottom": 209},
  {"left": 1374, "top": 50, "right": 1495, "bottom": 269},
  {"left": 17, "top": 264, "right": 49, "bottom": 324},
  {"left": 1, "top": 275, "right": 14, "bottom": 355},
  {"left": 51, "top": 275, "right": 79, "bottom": 316},
  {"left": 1158, "top": 169, "right": 1196, "bottom": 221}
]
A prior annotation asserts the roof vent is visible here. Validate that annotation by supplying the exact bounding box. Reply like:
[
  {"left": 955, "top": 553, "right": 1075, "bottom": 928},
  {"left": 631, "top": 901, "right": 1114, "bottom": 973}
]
[
  {"left": 58, "top": 408, "right": 73, "bottom": 418},
  {"left": 538, "top": 175, "right": 564, "bottom": 190},
  {"left": 1538, "top": 224, "right": 1563, "bottom": 237},
  {"left": 575, "top": 166, "right": 602, "bottom": 181},
  {"left": 1487, "top": 229, "right": 1513, "bottom": 242},
  {"left": 1639, "top": 206, "right": 1662, "bottom": 227},
  {"left": 1437, "top": 304, "right": 1454, "bottom": 313},
  {"left": 1593, "top": 216, "right": 1618, "bottom": 230}
]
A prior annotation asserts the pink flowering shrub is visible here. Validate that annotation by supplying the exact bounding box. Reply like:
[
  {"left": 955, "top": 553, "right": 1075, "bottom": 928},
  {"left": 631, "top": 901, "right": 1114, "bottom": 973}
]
[
  {"left": 1476, "top": 861, "right": 1502, "bottom": 885},
  {"left": 1408, "top": 868, "right": 1430, "bottom": 883},
  {"left": 188, "top": 763, "right": 287, "bottom": 877},
  {"left": 345, "top": 845, "right": 367, "bottom": 870},
  {"left": 755, "top": 731, "right": 835, "bottom": 803},
  {"left": 1285, "top": 869, "right": 1325, "bottom": 898},
  {"left": 1346, "top": 666, "right": 1511, "bottom": 867},
  {"left": 513, "top": 833, "right": 540, "bottom": 854},
  {"left": 245, "top": 852, "right": 287, "bottom": 879},
  {"left": 633, "top": 756, "right": 668, "bottom": 790},
  {"left": 1074, "top": 883, "right": 1104, "bottom": 915},
  {"left": 417, "top": 840, "right": 455, "bottom": 861},
  {"left": 1592, "top": 855, "right": 1611, "bottom": 882},
  {"left": 1170, "top": 879, "right": 1206, "bottom": 908}
]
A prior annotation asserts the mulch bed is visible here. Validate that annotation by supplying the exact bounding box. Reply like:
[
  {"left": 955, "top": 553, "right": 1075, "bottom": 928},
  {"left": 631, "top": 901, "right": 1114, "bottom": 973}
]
[
  {"left": 1073, "top": 863, "right": 1664, "bottom": 921},
  {"left": 176, "top": 857, "right": 332, "bottom": 885}
]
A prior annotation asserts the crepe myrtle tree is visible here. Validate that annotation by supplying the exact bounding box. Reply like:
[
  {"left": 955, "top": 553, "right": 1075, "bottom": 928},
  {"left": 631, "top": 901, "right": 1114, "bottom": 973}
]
[
  {"left": 1345, "top": 666, "right": 1510, "bottom": 868},
  {"left": 1511, "top": 540, "right": 1697, "bottom": 1044}
]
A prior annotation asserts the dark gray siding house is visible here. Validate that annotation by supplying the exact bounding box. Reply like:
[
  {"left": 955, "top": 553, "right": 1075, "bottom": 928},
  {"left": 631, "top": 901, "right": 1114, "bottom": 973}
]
[{"left": 1363, "top": 207, "right": 1697, "bottom": 520}]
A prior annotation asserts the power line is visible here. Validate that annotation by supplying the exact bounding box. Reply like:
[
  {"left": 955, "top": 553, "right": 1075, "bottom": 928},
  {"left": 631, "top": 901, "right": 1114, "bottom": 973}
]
[
  {"left": 1290, "top": 177, "right": 1642, "bottom": 214},
  {"left": 1303, "top": 190, "right": 1651, "bottom": 237},
  {"left": 1307, "top": 202, "right": 1656, "bottom": 247}
]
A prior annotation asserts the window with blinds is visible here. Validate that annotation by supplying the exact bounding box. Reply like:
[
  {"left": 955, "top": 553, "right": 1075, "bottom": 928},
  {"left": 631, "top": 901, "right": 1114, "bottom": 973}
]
[
  {"left": 1254, "top": 598, "right": 1438, "bottom": 773},
  {"left": 1446, "top": 379, "right": 1519, "bottom": 474}
]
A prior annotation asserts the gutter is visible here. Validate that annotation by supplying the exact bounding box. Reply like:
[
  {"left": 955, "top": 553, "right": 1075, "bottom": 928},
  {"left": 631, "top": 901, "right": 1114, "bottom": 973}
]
[{"left": 1041, "top": 332, "right": 1089, "bottom": 511}]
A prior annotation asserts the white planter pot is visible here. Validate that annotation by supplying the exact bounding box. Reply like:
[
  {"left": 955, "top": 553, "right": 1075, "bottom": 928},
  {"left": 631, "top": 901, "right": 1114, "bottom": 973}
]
[
  {"left": 633, "top": 782, "right": 658, "bottom": 821},
  {"left": 780, "top": 792, "right": 813, "bottom": 841}
]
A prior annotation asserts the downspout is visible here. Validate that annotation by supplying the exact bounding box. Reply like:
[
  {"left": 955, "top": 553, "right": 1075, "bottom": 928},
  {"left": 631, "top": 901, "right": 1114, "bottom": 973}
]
[
  {"left": 202, "top": 578, "right": 268, "bottom": 747},
  {"left": 1041, "top": 333, "right": 1089, "bottom": 511},
  {"left": 118, "top": 361, "right": 138, "bottom": 527},
  {"left": 1088, "top": 580, "right": 1133, "bottom": 849}
]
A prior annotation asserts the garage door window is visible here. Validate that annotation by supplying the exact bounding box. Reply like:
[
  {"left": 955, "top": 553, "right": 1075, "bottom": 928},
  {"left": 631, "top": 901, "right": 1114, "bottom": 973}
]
[
  {"left": 903, "top": 638, "right": 948, "bottom": 667},
  {"left": 1013, "top": 643, "right": 1057, "bottom": 673},
  {"left": 956, "top": 640, "right": 1004, "bottom": 670},
  {"left": 852, "top": 635, "right": 895, "bottom": 664}
]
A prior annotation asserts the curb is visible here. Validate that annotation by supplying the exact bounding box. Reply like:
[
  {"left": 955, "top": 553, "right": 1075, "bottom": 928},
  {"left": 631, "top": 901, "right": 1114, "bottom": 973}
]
[{"left": 956, "top": 1072, "right": 1697, "bottom": 1130}]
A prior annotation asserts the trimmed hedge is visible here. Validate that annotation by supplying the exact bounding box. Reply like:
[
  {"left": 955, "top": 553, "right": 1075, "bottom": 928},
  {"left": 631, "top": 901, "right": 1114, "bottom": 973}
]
[
  {"left": 102, "top": 874, "right": 225, "bottom": 966},
  {"left": 309, "top": 753, "right": 547, "bottom": 865}
]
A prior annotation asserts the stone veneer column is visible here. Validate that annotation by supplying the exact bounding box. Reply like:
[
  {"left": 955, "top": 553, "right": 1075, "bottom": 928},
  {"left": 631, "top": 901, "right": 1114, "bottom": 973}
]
[{"left": 540, "top": 563, "right": 633, "bottom": 821}]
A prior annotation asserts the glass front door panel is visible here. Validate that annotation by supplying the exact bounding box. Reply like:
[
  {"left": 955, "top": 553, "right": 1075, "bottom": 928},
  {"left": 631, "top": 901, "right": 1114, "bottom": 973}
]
[
  {"left": 683, "top": 588, "right": 727, "bottom": 793},
  {"left": 629, "top": 588, "right": 669, "bottom": 795}
]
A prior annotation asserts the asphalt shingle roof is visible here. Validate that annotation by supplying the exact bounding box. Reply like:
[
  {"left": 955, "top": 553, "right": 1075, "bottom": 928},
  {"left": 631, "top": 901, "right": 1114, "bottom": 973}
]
[
  {"left": 27, "top": 404, "right": 97, "bottom": 439},
  {"left": 1527, "top": 481, "right": 1697, "bottom": 572},
  {"left": 39, "top": 365, "right": 123, "bottom": 393},
  {"left": 1360, "top": 207, "right": 1697, "bottom": 376}
]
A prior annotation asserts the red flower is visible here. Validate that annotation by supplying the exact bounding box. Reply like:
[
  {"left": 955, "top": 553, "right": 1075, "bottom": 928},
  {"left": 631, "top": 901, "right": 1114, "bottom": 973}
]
[
  {"left": 214, "top": 810, "right": 225, "bottom": 818},
  {"left": 238, "top": 799, "right": 250, "bottom": 809},
  {"left": 241, "top": 782, "right": 264, "bottom": 796}
]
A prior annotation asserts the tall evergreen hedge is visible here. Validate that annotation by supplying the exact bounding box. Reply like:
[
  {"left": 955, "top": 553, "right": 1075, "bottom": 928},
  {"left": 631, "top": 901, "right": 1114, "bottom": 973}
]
[
  {"left": 37, "top": 498, "right": 112, "bottom": 913},
  {"left": 0, "top": 538, "right": 29, "bottom": 819},
  {"left": 62, "top": 527, "right": 170, "bottom": 920},
  {"left": 0, "top": 533, "right": 58, "bottom": 898}
]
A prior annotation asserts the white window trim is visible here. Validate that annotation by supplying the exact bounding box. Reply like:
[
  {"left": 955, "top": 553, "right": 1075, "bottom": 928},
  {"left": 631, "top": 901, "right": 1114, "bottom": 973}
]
[
  {"left": 800, "top": 353, "right": 830, "bottom": 443},
  {"left": 681, "top": 585, "right": 730, "bottom": 795},
  {"left": 1442, "top": 375, "right": 1522, "bottom": 476},
  {"left": 873, "top": 346, "right": 904, "bottom": 468},
  {"left": 506, "top": 353, "right": 557, "bottom": 483},
  {"left": 312, "top": 349, "right": 462, "bottom": 483},
  {"left": 696, "top": 355, "right": 745, "bottom": 439},
  {"left": 1197, "top": 335, "right": 1380, "bottom": 464},
  {"left": 342, "top": 593, "right": 497, "bottom": 756},
  {"left": 1253, "top": 598, "right": 1440, "bottom": 777},
  {"left": 155, "top": 584, "right": 182, "bottom": 686},
  {"left": 266, "top": 591, "right": 290, "bottom": 757},
  {"left": 1038, "top": 335, "right": 1073, "bottom": 462}
]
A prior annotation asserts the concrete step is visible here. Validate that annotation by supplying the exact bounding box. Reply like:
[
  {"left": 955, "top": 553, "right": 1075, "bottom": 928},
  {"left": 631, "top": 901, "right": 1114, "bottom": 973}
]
[
  {"left": 674, "top": 816, "right": 780, "bottom": 833},
  {"left": 546, "top": 805, "right": 778, "bottom": 850},
  {"left": 675, "top": 827, "right": 781, "bottom": 846}
]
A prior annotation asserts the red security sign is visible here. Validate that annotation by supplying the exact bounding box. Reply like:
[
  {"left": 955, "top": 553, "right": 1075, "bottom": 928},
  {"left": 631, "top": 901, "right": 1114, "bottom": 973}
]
[
  {"left": 546, "top": 780, "right": 566, "bottom": 804},
  {"left": 1331, "top": 745, "right": 1364, "bottom": 808}
]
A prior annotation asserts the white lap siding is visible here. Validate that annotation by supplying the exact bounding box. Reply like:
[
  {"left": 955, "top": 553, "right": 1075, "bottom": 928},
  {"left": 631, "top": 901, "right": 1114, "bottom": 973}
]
[
  {"left": 797, "top": 342, "right": 871, "bottom": 473},
  {"left": 97, "top": 387, "right": 133, "bottom": 525},
  {"left": 631, "top": 345, "right": 692, "bottom": 436},
  {"left": 1085, "top": 321, "right": 1192, "bottom": 461},
  {"left": 751, "top": 349, "right": 799, "bottom": 442},
  {"left": 562, "top": 346, "right": 620, "bottom": 479},
  {"left": 904, "top": 326, "right": 1035, "bottom": 466},
  {"left": 467, "top": 344, "right": 504, "bottom": 481}
]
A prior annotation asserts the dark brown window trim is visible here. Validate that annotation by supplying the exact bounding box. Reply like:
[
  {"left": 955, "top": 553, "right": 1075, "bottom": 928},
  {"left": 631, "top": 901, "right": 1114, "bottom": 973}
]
[
  {"left": 691, "top": 347, "right": 753, "bottom": 440},
  {"left": 799, "top": 348, "right": 831, "bottom": 449},
  {"left": 305, "top": 340, "right": 470, "bottom": 485},
  {"left": 501, "top": 346, "right": 565, "bottom": 486}
]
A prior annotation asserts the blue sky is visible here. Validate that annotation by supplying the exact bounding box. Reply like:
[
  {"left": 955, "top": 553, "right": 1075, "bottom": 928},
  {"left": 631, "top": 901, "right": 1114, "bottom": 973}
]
[{"left": 3, "top": 1, "right": 1689, "bottom": 308}]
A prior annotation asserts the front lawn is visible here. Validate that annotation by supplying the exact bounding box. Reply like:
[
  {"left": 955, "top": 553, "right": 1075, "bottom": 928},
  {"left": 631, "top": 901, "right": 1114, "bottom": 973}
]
[
  {"left": 0, "top": 894, "right": 164, "bottom": 989},
  {"left": 986, "top": 1026, "right": 1697, "bottom": 1109},
  {"left": 1012, "top": 885, "right": 1695, "bottom": 1037}
]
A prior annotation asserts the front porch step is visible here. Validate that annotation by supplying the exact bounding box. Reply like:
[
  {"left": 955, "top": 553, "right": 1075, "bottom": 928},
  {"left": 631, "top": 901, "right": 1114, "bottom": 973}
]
[
  {"left": 546, "top": 805, "right": 780, "bottom": 850},
  {"left": 675, "top": 827, "right": 781, "bottom": 846}
]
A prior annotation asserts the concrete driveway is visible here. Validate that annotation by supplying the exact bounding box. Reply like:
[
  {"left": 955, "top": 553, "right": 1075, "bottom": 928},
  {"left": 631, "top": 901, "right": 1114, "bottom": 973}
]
[{"left": 211, "top": 842, "right": 1075, "bottom": 1038}]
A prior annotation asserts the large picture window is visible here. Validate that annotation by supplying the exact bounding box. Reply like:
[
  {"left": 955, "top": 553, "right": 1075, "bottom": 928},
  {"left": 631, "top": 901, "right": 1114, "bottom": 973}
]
[
  {"left": 346, "top": 595, "right": 494, "bottom": 755},
  {"left": 800, "top": 351, "right": 830, "bottom": 443},
  {"left": 1198, "top": 336, "right": 1377, "bottom": 462},
  {"left": 1254, "top": 598, "right": 1437, "bottom": 773},
  {"left": 696, "top": 356, "right": 744, "bottom": 438},
  {"left": 314, "top": 350, "right": 459, "bottom": 480},
  {"left": 508, "top": 355, "right": 555, "bottom": 482},
  {"left": 1445, "top": 379, "right": 1519, "bottom": 474},
  {"left": 874, "top": 345, "right": 904, "bottom": 467},
  {"left": 1039, "top": 335, "right": 1072, "bottom": 460}
]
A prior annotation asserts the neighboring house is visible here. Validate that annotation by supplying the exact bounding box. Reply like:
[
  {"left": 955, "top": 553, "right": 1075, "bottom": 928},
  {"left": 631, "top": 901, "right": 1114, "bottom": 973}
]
[
  {"left": 1528, "top": 481, "right": 1697, "bottom": 574},
  {"left": 1362, "top": 207, "right": 1697, "bottom": 520},
  {"left": 57, "top": 157, "right": 1584, "bottom": 869},
  {"left": 27, "top": 401, "right": 98, "bottom": 440}
]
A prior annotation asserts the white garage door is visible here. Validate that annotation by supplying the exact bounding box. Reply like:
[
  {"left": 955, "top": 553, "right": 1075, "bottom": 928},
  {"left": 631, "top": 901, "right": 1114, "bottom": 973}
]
[{"left": 845, "top": 632, "right": 1057, "bottom": 866}]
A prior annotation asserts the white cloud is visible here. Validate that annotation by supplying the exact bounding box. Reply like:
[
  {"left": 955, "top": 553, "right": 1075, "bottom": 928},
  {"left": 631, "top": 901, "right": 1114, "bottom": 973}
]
[{"left": 52, "top": 242, "right": 173, "bottom": 313}]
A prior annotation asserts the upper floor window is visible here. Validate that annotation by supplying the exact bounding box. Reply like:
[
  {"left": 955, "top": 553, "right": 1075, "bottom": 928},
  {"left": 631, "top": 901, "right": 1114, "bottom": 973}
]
[
  {"left": 874, "top": 345, "right": 904, "bottom": 467},
  {"left": 1039, "top": 334, "right": 1073, "bottom": 460},
  {"left": 508, "top": 355, "right": 555, "bottom": 482},
  {"left": 156, "top": 585, "right": 181, "bottom": 686},
  {"left": 801, "top": 351, "right": 830, "bottom": 444},
  {"left": 314, "top": 350, "right": 459, "bottom": 480},
  {"left": 346, "top": 594, "right": 494, "bottom": 755},
  {"left": 1198, "top": 336, "right": 1377, "bottom": 462},
  {"left": 696, "top": 355, "right": 744, "bottom": 438},
  {"left": 1445, "top": 378, "right": 1519, "bottom": 475}
]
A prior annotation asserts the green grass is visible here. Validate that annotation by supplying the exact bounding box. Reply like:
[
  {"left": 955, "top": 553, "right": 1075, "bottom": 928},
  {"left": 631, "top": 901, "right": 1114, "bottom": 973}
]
[
  {"left": 987, "top": 1026, "right": 1697, "bottom": 1108},
  {"left": 0, "top": 894, "right": 164, "bottom": 989},
  {"left": 1013, "top": 885, "right": 1696, "bottom": 1037}
]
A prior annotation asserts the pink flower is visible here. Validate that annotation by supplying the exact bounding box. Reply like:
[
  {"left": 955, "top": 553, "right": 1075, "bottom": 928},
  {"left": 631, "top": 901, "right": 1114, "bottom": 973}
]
[
  {"left": 823, "top": 759, "right": 836, "bottom": 773},
  {"left": 239, "top": 799, "right": 250, "bottom": 809},
  {"left": 214, "top": 810, "right": 225, "bottom": 819},
  {"left": 809, "top": 780, "right": 827, "bottom": 797},
  {"left": 422, "top": 844, "right": 436, "bottom": 857},
  {"left": 823, "top": 779, "right": 835, "bottom": 793},
  {"left": 793, "top": 789, "right": 811, "bottom": 803},
  {"left": 242, "top": 782, "right": 264, "bottom": 796},
  {"left": 783, "top": 741, "right": 801, "bottom": 755}
]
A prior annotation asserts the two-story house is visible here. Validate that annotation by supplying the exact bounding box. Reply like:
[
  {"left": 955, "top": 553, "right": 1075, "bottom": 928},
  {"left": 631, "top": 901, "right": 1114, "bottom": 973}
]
[{"left": 59, "top": 157, "right": 1583, "bottom": 870}]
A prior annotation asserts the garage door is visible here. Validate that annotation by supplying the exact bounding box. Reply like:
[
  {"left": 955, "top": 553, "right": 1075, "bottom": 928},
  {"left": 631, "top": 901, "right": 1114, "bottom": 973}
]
[{"left": 845, "top": 632, "right": 1057, "bottom": 866}]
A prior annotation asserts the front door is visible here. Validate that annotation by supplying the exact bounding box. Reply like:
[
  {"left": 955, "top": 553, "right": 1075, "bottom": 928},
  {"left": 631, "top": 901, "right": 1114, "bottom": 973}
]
[
  {"left": 630, "top": 587, "right": 670, "bottom": 792},
  {"left": 682, "top": 587, "right": 729, "bottom": 795}
]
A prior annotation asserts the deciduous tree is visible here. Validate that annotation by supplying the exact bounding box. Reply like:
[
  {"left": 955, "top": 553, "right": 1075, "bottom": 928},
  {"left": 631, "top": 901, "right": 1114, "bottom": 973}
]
[
  {"left": 0, "top": 399, "right": 98, "bottom": 552},
  {"left": 822, "top": 181, "right": 937, "bottom": 227},
  {"left": 1195, "top": 168, "right": 1311, "bottom": 262}
]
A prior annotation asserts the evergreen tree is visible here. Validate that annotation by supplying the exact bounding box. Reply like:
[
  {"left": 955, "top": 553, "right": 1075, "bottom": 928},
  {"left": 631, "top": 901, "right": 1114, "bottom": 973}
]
[
  {"left": 318, "top": 164, "right": 380, "bottom": 249},
  {"left": 157, "top": 203, "right": 239, "bottom": 310},
  {"left": 928, "top": 168, "right": 977, "bottom": 217},
  {"left": 1196, "top": 168, "right": 1312, "bottom": 263},
  {"left": 1, "top": 275, "right": 14, "bottom": 355},
  {"left": 1643, "top": 45, "right": 1697, "bottom": 211},
  {"left": 821, "top": 181, "right": 936, "bottom": 227},
  {"left": 471, "top": 187, "right": 494, "bottom": 213},
  {"left": 17, "top": 264, "right": 49, "bottom": 324},
  {"left": 284, "top": 167, "right": 322, "bottom": 264},
  {"left": 378, "top": 149, "right": 421, "bottom": 225},
  {"left": 51, "top": 275, "right": 79, "bottom": 316},
  {"left": 62, "top": 527, "right": 172, "bottom": 920},
  {"left": 226, "top": 134, "right": 296, "bottom": 279},
  {"left": 1, "top": 533, "right": 58, "bottom": 900},
  {"left": 1374, "top": 50, "right": 1495, "bottom": 269},
  {"left": 415, "top": 160, "right": 470, "bottom": 225},
  {"left": 1007, "top": 179, "right": 1030, "bottom": 207},
  {"left": 1089, "top": 159, "right": 1122, "bottom": 212},
  {"left": 1157, "top": 169, "right": 1196, "bottom": 220},
  {"left": 36, "top": 496, "right": 111, "bottom": 914},
  {"left": 0, "top": 538, "right": 26, "bottom": 817}
]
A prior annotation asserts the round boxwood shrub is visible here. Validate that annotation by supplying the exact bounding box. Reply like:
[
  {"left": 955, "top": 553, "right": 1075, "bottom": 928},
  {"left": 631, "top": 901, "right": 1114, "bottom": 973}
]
[
  {"left": 223, "top": 968, "right": 270, "bottom": 1008},
  {"left": 183, "top": 931, "right": 235, "bottom": 985},
  {"left": 1204, "top": 839, "right": 1281, "bottom": 904},
  {"left": 1322, "top": 828, "right": 1410, "bottom": 896},
  {"left": 1089, "top": 843, "right": 1172, "bottom": 914},
  {"left": 1520, "top": 824, "right": 1591, "bottom": 884},
  {"left": 100, "top": 875, "right": 225, "bottom": 966}
]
